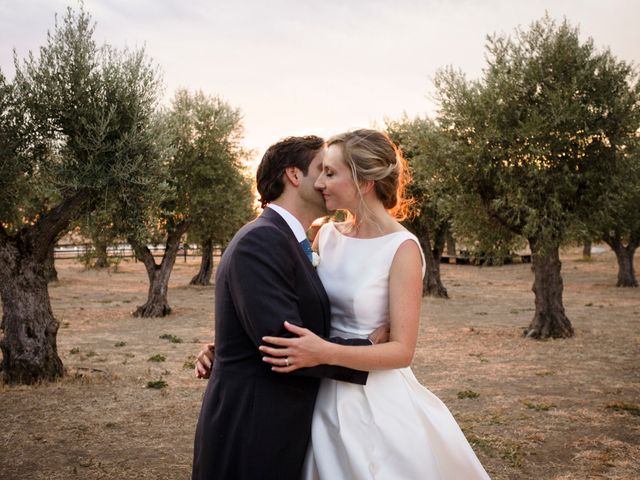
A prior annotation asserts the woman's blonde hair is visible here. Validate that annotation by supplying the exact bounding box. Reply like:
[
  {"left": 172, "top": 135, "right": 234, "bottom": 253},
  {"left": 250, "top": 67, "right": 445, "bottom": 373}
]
[{"left": 326, "top": 129, "right": 412, "bottom": 220}]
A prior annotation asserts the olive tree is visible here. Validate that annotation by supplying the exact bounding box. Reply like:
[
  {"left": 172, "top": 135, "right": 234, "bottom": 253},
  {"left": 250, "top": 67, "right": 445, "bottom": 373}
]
[
  {"left": 128, "top": 89, "right": 253, "bottom": 315},
  {"left": 167, "top": 90, "right": 254, "bottom": 287},
  {"left": 590, "top": 139, "right": 640, "bottom": 286},
  {"left": 435, "top": 15, "right": 638, "bottom": 338},
  {"left": 386, "top": 116, "right": 451, "bottom": 297},
  {"left": 0, "top": 7, "right": 162, "bottom": 383}
]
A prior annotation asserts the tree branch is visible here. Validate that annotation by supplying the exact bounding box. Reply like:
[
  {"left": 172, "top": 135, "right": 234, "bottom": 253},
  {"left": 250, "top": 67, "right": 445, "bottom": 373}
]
[
  {"left": 481, "top": 195, "right": 526, "bottom": 237},
  {"left": 31, "top": 190, "right": 91, "bottom": 262},
  {"left": 129, "top": 239, "right": 158, "bottom": 279},
  {"left": 601, "top": 231, "right": 622, "bottom": 253},
  {"left": 160, "top": 220, "right": 190, "bottom": 269}
]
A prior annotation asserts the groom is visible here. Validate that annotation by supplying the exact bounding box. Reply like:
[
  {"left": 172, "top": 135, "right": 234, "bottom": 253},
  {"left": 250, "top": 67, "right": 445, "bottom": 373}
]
[{"left": 192, "top": 135, "right": 376, "bottom": 480}]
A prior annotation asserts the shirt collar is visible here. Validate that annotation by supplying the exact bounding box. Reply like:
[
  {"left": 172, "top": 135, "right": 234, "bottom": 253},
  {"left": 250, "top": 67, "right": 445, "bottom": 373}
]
[{"left": 267, "top": 204, "right": 307, "bottom": 242}]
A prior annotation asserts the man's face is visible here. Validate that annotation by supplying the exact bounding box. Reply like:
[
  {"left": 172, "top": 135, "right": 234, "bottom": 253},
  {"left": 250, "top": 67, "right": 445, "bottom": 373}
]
[{"left": 298, "top": 148, "right": 329, "bottom": 218}]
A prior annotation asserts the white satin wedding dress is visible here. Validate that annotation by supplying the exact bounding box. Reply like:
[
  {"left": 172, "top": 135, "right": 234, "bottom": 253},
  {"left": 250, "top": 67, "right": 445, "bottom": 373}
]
[{"left": 303, "top": 222, "right": 491, "bottom": 480}]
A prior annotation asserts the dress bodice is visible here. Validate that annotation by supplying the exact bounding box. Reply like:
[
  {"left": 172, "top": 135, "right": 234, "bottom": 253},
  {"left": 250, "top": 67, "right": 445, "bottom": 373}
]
[
  {"left": 316, "top": 222, "right": 425, "bottom": 339},
  {"left": 307, "top": 223, "right": 491, "bottom": 480}
]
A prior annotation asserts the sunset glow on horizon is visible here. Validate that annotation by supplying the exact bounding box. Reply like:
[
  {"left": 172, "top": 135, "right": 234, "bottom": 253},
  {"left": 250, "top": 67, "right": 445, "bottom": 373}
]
[{"left": 1, "top": 0, "right": 638, "bottom": 176}]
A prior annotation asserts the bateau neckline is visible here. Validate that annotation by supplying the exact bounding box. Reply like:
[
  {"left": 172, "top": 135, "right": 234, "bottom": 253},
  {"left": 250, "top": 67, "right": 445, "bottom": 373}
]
[{"left": 329, "top": 221, "right": 410, "bottom": 240}]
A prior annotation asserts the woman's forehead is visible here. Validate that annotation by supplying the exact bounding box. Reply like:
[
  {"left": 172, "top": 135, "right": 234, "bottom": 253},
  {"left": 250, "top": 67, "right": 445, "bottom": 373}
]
[{"left": 323, "top": 144, "right": 345, "bottom": 166}]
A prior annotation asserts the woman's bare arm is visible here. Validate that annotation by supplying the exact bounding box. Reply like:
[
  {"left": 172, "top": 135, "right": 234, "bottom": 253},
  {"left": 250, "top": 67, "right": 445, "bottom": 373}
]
[{"left": 260, "top": 239, "right": 423, "bottom": 372}]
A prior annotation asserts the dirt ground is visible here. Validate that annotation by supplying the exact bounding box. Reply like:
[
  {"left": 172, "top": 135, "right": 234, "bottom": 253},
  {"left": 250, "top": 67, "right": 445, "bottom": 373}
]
[{"left": 1, "top": 246, "right": 639, "bottom": 479}]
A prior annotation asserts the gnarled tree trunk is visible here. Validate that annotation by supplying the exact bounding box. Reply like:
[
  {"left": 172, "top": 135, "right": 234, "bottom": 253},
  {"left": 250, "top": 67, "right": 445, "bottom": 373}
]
[
  {"left": 190, "top": 238, "right": 214, "bottom": 286},
  {"left": 582, "top": 240, "right": 592, "bottom": 260},
  {"left": 44, "top": 242, "right": 58, "bottom": 283},
  {"left": 0, "top": 192, "right": 88, "bottom": 384},
  {"left": 604, "top": 235, "right": 638, "bottom": 287},
  {"left": 523, "top": 239, "right": 574, "bottom": 339},
  {"left": 419, "top": 224, "right": 448, "bottom": 298},
  {"left": 614, "top": 248, "right": 638, "bottom": 287},
  {"left": 131, "top": 220, "right": 190, "bottom": 317},
  {"left": 0, "top": 244, "right": 61, "bottom": 383},
  {"left": 93, "top": 239, "right": 109, "bottom": 269}
]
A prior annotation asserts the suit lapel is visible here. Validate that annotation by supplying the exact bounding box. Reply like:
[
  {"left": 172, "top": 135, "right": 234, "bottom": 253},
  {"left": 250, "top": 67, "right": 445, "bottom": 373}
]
[{"left": 259, "top": 209, "right": 331, "bottom": 334}]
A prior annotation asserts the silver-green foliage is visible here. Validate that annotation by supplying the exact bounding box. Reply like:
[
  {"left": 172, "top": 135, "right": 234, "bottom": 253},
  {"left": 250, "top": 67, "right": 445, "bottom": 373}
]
[
  {"left": 0, "top": 5, "right": 162, "bottom": 236},
  {"left": 165, "top": 89, "right": 254, "bottom": 247},
  {"left": 434, "top": 15, "right": 639, "bottom": 254},
  {"left": 387, "top": 116, "right": 523, "bottom": 266}
]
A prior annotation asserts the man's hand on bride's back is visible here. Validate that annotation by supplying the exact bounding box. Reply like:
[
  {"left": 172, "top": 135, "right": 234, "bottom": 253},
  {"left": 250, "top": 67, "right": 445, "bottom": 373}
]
[
  {"left": 195, "top": 343, "right": 215, "bottom": 379},
  {"left": 368, "top": 324, "right": 390, "bottom": 345}
]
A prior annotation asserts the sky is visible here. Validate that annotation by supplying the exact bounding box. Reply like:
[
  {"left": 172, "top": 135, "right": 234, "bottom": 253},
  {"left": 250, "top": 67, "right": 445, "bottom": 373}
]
[{"left": 1, "top": 0, "right": 639, "bottom": 166}]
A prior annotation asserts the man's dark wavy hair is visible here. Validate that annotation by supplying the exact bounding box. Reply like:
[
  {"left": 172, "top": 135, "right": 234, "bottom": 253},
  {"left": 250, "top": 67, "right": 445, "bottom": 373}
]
[{"left": 256, "top": 135, "right": 325, "bottom": 208}]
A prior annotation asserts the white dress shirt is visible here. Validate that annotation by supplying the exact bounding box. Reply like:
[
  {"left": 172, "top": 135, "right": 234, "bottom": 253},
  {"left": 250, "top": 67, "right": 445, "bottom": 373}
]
[{"left": 267, "top": 204, "right": 307, "bottom": 243}]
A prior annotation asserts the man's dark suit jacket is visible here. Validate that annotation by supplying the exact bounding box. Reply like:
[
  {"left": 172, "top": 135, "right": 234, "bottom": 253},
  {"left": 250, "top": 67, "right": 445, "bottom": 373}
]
[{"left": 192, "top": 208, "right": 368, "bottom": 480}]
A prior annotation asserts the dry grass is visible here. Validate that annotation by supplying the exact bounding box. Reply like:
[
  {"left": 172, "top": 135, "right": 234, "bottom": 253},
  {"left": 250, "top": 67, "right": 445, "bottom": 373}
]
[{"left": 1, "top": 247, "right": 639, "bottom": 479}]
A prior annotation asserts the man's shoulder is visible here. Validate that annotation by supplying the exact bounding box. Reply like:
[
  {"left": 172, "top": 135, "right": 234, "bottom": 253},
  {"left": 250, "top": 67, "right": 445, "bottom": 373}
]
[
  {"left": 220, "top": 219, "right": 298, "bottom": 279},
  {"left": 227, "top": 216, "right": 293, "bottom": 256},
  {"left": 237, "top": 216, "right": 288, "bottom": 241}
]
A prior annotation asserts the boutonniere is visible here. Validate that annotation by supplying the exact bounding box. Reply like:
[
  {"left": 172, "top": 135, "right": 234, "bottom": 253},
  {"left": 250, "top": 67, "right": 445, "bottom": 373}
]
[{"left": 311, "top": 251, "right": 320, "bottom": 267}]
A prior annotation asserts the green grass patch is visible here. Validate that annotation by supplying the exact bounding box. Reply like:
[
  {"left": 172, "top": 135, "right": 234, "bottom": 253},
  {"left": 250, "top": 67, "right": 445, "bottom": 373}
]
[
  {"left": 465, "top": 431, "right": 526, "bottom": 467},
  {"left": 70, "top": 347, "right": 80, "bottom": 354},
  {"left": 466, "top": 433, "right": 494, "bottom": 451},
  {"left": 146, "top": 379, "right": 167, "bottom": 389},
  {"left": 85, "top": 351, "right": 97, "bottom": 357},
  {"left": 500, "top": 440, "right": 525, "bottom": 468},
  {"left": 114, "top": 341, "right": 126, "bottom": 347},
  {"left": 159, "top": 334, "right": 183, "bottom": 343},
  {"left": 457, "top": 390, "right": 480, "bottom": 399},
  {"left": 606, "top": 402, "right": 640, "bottom": 416},
  {"left": 183, "top": 355, "right": 196, "bottom": 370},
  {"left": 148, "top": 354, "right": 166, "bottom": 362},
  {"left": 523, "top": 401, "right": 556, "bottom": 411}
]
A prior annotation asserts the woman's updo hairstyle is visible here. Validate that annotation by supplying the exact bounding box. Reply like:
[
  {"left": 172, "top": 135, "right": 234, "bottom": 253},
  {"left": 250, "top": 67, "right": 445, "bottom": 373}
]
[{"left": 326, "top": 129, "right": 412, "bottom": 220}]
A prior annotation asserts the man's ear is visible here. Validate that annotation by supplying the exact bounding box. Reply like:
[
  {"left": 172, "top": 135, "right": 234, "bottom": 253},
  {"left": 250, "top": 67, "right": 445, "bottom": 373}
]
[
  {"left": 360, "top": 179, "right": 374, "bottom": 194},
  {"left": 284, "top": 167, "right": 301, "bottom": 187}
]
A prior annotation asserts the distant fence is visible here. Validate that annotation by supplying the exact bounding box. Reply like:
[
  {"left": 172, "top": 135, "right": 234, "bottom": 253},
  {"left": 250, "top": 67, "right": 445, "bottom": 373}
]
[
  {"left": 53, "top": 243, "right": 223, "bottom": 262},
  {"left": 440, "top": 253, "right": 532, "bottom": 265}
]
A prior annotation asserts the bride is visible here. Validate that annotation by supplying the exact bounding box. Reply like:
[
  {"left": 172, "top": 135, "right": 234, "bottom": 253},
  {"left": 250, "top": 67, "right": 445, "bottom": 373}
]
[{"left": 259, "top": 129, "right": 491, "bottom": 479}]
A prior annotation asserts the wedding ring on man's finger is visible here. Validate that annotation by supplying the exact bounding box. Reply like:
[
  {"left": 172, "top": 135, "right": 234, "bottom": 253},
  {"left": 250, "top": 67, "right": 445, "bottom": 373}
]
[{"left": 285, "top": 357, "right": 289, "bottom": 367}]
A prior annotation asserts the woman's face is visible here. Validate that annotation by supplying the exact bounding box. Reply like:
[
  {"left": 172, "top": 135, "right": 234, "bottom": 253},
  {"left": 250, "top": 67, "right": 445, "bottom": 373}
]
[{"left": 314, "top": 144, "right": 359, "bottom": 212}]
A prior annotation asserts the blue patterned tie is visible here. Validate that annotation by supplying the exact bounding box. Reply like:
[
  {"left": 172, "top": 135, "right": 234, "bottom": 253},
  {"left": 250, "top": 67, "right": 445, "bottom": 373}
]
[{"left": 300, "top": 238, "right": 313, "bottom": 262}]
